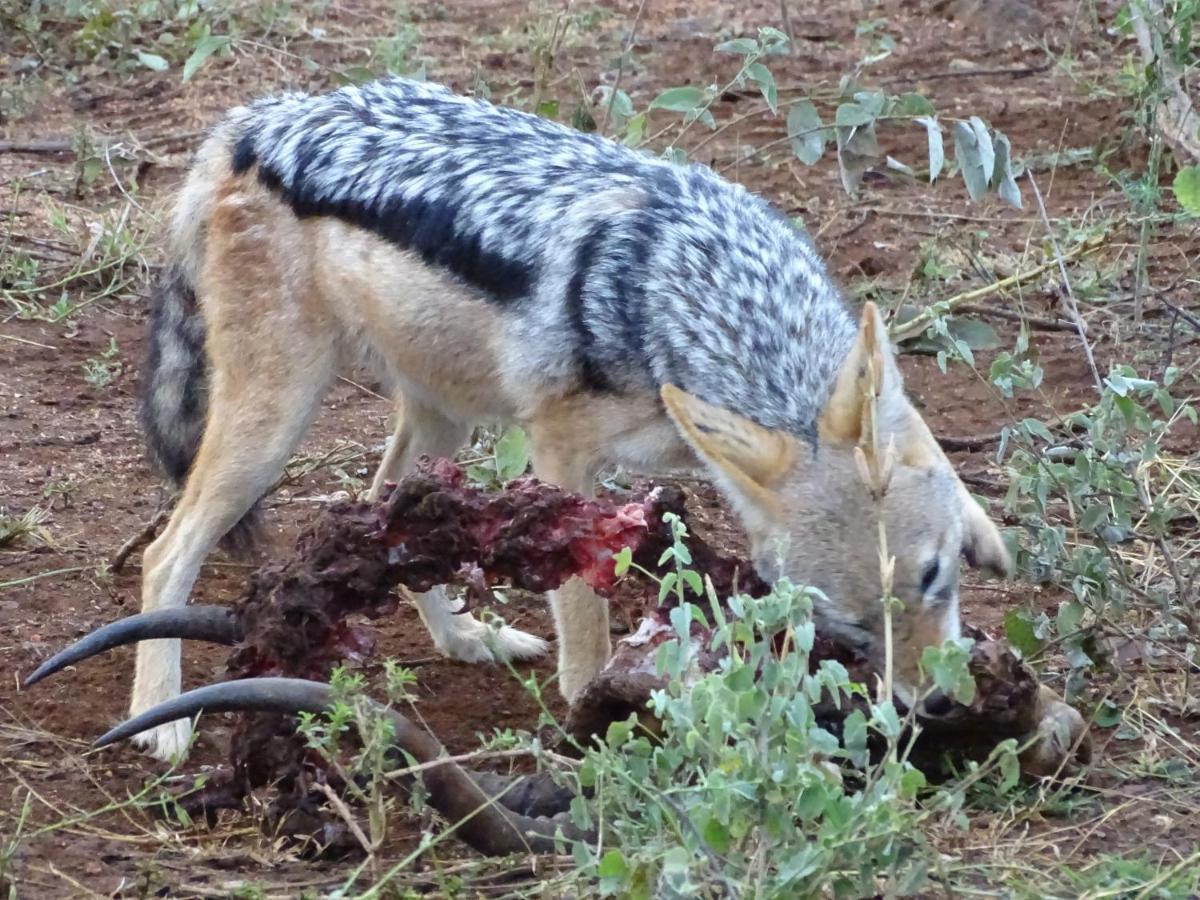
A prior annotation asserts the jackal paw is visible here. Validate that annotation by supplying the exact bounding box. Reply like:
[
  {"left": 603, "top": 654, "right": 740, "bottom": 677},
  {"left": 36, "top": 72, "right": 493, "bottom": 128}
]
[
  {"left": 435, "top": 619, "right": 549, "bottom": 664},
  {"left": 129, "top": 718, "right": 193, "bottom": 763}
]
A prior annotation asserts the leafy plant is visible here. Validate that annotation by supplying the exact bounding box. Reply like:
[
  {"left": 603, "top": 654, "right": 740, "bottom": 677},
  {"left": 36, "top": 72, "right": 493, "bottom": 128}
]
[
  {"left": 82, "top": 336, "right": 123, "bottom": 387},
  {"left": 597, "top": 29, "right": 1022, "bottom": 206},
  {"left": 463, "top": 426, "right": 532, "bottom": 489},
  {"left": 296, "top": 662, "right": 420, "bottom": 868},
  {"left": 998, "top": 365, "right": 1198, "bottom": 697},
  {"left": 562, "top": 517, "right": 997, "bottom": 898}
]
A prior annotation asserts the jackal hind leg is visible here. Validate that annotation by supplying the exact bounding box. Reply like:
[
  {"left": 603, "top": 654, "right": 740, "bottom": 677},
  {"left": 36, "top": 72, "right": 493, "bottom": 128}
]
[
  {"left": 367, "top": 398, "right": 548, "bottom": 664},
  {"left": 132, "top": 198, "right": 335, "bottom": 761}
]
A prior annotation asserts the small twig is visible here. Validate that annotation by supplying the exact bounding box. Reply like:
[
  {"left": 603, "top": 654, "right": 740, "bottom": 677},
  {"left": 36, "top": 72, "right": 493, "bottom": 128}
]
[
  {"left": 599, "top": 0, "right": 648, "bottom": 137},
  {"left": 937, "top": 431, "right": 1004, "bottom": 452},
  {"left": 336, "top": 374, "right": 389, "bottom": 403},
  {"left": 0, "top": 333, "right": 58, "bottom": 350},
  {"left": 0, "top": 566, "right": 91, "bottom": 591},
  {"left": 109, "top": 508, "right": 170, "bottom": 573},
  {"left": 1026, "top": 171, "right": 1104, "bottom": 395},
  {"left": 878, "top": 60, "right": 1053, "bottom": 87},
  {"left": 778, "top": 0, "right": 793, "bottom": 40}
]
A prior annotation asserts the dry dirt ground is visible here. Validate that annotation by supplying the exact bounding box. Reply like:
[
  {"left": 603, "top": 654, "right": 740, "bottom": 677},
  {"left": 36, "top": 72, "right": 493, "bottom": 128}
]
[{"left": 1, "top": 0, "right": 1198, "bottom": 896}]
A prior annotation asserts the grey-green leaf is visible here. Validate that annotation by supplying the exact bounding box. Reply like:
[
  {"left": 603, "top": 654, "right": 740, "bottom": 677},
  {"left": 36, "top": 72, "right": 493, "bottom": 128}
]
[
  {"left": 915, "top": 116, "right": 944, "bottom": 182},
  {"left": 953, "top": 121, "right": 988, "bottom": 201},
  {"left": 835, "top": 102, "right": 875, "bottom": 128},
  {"left": 991, "top": 132, "right": 1023, "bottom": 209},
  {"left": 745, "top": 62, "right": 777, "bottom": 114},
  {"left": 137, "top": 51, "right": 169, "bottom": 72},
  {"left": 714, "top": 37, "right": 758, "bottom": 56},
  {"left": 836, "top": 121, "right": 881, "bottom": 195},
  {"left": 968, "top": 115, "right": 996, "bottom": 182},
  {"left": 183, "top": 34, "right": 229, "bottom": 82},
  {"left": 787, "top": 100, "right": 826, "bottom": 165},
  {"left": 649, "top": 86, "right": 707, "bottom": 113}
]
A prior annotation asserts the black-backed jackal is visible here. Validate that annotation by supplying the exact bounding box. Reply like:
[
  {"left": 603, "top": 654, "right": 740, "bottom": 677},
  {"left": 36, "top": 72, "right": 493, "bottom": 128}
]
[{"left": 129, "top": 77, "right": 1010, "bottom": 759}]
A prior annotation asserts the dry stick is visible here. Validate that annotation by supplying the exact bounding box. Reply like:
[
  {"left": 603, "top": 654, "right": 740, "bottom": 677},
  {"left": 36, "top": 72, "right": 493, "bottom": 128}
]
[
  {"left": 598, "top": 0, "right": 649, "bottom": 137},
  {"left": 0, "top": 333, "right": 58, "bottom": 350},
  {"left": 888, "top": 239, "right": 1103, "bottom": 343},
  {"left": 1026, "top": 171, "right": 1104, "bottom": 396},
  {"left": 955, "top": 303, "right": 1079, "bottom": 333},
  {"left": 0, "top": 139, "right": 73, "bottom": 154},
  {"left": 312, "top": 781, "right": 376, "bottom": 863},
  {"left": 109, "top": 508, "right": 170, "bottom": 573}
]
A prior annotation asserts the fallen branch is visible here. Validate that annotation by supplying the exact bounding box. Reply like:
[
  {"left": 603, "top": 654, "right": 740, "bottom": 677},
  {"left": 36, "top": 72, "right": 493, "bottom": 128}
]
[
  {"left": 0, "top": 139, "right": 73, "bottom": 154},
  {"left": 889, "top": 238, "right": 1104, "bottom": 343}
]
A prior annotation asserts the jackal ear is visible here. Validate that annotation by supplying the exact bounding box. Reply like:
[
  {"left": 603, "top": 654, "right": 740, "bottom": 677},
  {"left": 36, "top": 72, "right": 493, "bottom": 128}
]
[
  {"left": 820, "top": 302, "right": 913, "bottom": 449},
  {"left": 661, "top": 384, "right": 798, "bottom": 517},
  {"left": 961, "top": 490, "right": 1014, "bottom": 578}
]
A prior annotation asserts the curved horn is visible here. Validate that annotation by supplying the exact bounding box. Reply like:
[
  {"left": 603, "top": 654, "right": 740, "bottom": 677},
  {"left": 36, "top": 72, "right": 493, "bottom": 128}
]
[
  {"left": 94, "top": 677, "right": 592, "bottom": 855},
  {"left": 24, "top": 606, "right": 241, "bottom": 688}
]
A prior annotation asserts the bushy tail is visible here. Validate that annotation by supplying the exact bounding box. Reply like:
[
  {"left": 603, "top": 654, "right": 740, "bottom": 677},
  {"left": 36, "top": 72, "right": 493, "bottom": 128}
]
[{"left": 138, "top": 123, "right": 261, "bottom": 553}]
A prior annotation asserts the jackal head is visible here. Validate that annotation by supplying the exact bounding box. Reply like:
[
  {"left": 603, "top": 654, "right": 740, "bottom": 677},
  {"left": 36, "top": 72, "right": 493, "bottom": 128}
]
[{"left": 661, "top": 301, "right": 1011, "bottom": 705}]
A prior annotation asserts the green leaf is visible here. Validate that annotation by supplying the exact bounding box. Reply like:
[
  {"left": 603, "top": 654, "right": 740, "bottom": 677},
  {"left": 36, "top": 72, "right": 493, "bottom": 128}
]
[
  {"left": 894, "top": 92, "right": 935, "bottom": 116},
  {"left": 853, "top": 90, "right": 887, "bottom": 117},
  {"left": 649, "top": 86, "right": 706, "bottom": 113},
  {"left": 1079, "top": 503, "right": 1109, "bottom": 532},
  {"left": 494, "top": 426, "right": 531, "bottom": 481},
  {"left": 136, "top": 50, "right": 169, "bottom": 72},
  {"left": 1004, "top": 609, "right": 1044, "bottom": 658},
  {"left": 1094, "top": 699, "right": 1122, "bottom": 728},
  {"left": 787, "top": 100, "right": 826, "bottom": 165},
  {"left": 337, "top": 65, "right": 376, "bottom": 85},
  {"left": 949, "top": 316, "right": 1000, "bottom": 351},
  {"left": 183, "top": 34, "right": 230, "bottom": 82},
  {"left": 613, "top": 546, "right": 633, "bottom": 577},
  {"left": 1173, "top": 165, "right": 1200, "bottom": 215},
  {"left": 702, "top": 816, "right": 732, "bottom": 853},
  {"left": 597, "top": 849, "right": 629, "bottom": 893},
  {"left": 658, "top": 571, "right": 678, "bottom": 603},
  {"left": 915, "top": 116, "right": 943, "bottom": 182},
  {"left": 80, "top": 156, "right": 103, "bottom": 185}
]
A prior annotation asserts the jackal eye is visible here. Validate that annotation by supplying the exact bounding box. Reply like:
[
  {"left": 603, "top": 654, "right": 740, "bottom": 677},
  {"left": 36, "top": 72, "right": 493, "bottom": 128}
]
[{"left": 920, "top": 559, "right": 940, "bottom": 594}]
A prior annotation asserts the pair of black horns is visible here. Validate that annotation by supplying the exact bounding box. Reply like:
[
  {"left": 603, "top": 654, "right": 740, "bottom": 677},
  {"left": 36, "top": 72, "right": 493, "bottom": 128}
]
[
  {"left": 25, "top": 609, "right": 590, "bottom": 855},
  {"left": 99, "top": 676, "right": 590, "bottom": 855},
  {"left": 23, "top": 605, "right": 242, "bottom": 688}
]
